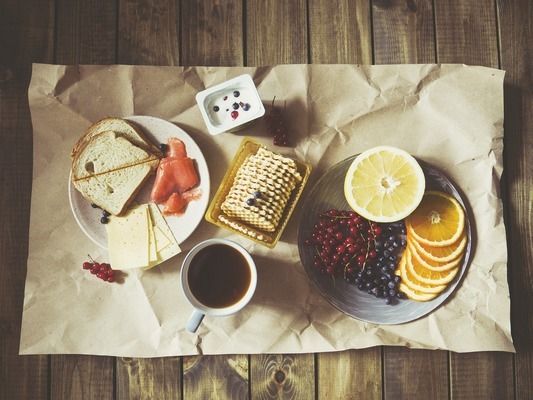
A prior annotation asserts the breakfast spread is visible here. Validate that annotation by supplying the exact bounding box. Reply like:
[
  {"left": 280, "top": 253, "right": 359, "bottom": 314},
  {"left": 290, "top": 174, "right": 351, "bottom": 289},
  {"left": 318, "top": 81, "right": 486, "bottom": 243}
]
[
  {"left": 68, "top": 75, "right": 470, "bottom": 320},
  {"left": 151, "top": 138, "right": 200, "bottom": 215}
]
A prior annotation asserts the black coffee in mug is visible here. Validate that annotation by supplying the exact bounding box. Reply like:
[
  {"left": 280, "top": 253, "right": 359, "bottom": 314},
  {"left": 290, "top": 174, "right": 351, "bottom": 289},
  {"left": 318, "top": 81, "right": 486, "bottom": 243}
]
[{"left": 187, "top": 244, "right": 251, "bottom": 308}]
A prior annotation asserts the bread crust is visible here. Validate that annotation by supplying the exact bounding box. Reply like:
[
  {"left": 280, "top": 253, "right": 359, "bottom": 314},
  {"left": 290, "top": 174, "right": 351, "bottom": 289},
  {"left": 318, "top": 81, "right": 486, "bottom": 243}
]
[{"left": 70, "top": 117, "right": 162, "bottom": 159}]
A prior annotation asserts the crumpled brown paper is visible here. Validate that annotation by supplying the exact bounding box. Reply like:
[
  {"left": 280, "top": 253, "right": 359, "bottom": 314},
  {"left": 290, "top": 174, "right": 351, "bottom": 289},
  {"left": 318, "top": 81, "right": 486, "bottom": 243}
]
[{"left": 20, "top": 64, "right": 514, "bottom": 356}]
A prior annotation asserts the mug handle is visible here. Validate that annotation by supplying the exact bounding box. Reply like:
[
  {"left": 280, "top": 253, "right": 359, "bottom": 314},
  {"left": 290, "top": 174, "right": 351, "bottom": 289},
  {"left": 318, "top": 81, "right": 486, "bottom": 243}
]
[{"left": 186, "top": 310, "right": 205, "bottom": 333}]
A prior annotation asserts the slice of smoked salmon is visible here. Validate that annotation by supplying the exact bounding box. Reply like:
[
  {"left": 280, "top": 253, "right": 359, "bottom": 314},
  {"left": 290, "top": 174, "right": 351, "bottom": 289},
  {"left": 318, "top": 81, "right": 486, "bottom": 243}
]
[
  {"left": 163, "top": 192, "right": 187, "bottom": 215},
  {"left": 167, "top": 137, "right": 187, "bottom": 158},
  {"left": 150, "top": 139, "right": 200, "bottom": 204}
]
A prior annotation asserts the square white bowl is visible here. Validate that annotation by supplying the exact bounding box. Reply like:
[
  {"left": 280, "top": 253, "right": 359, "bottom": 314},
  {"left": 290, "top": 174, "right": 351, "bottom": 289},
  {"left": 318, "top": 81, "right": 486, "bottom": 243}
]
[{"left": 195, "top": 74, "right": 265, "bottom": 135}]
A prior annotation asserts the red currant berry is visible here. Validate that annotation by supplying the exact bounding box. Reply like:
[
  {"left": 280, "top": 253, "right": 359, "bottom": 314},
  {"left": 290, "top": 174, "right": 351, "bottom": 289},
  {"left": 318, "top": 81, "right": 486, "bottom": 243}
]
[
  {"left": 373, "top": 226, "right": 382, "bottom": 236},
  {"left": 82, "top": 262, "right": 92, "bottom": 270},
  {"left": 356, "top": 255, "right": 366, "bottom": 265},
  {"left": 106, "top": 275, "right": 115, "bottom": 282}
]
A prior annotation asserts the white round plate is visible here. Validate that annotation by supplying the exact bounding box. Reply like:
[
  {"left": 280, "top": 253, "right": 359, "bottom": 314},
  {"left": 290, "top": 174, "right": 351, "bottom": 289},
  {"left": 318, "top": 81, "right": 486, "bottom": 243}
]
[{"left": 68, "top": 115, "right": 210, "bottom": 248}]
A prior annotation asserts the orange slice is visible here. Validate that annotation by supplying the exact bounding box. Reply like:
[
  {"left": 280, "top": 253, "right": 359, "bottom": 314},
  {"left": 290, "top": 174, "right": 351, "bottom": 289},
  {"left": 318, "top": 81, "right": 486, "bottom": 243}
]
[
  {"left": 397, "top": 252, "right": 447, "bottom": 294},
  {"left": 411, "top": 232, "right": 467, "bottom": 263},
  {"left": 398, "top": 283, "right": 439, "bottom": 302},
  {"left": 406, "top": 191, "right": 465, "bottom": 247},
  {"left": 406, "top": 247, "right": 459, "bottom": 285},
  {"left": 407, "top": 241, "right": 463, "bottom": 272}
]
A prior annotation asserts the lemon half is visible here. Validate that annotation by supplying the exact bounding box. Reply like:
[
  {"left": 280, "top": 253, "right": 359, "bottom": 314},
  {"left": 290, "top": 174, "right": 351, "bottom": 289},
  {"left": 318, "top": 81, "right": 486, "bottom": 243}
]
[{"left": 343, "top": 146, "right": 425, "bottom": 223}]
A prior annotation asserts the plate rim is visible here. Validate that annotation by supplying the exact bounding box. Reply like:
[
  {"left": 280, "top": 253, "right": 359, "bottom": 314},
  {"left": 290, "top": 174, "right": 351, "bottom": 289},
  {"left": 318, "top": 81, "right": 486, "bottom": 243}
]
[
  {"left": 68, "top": 115, "right": 210, "bottom": 249},
  {"left": 297, "top": 155, "right": 473, "bottom": 325}
]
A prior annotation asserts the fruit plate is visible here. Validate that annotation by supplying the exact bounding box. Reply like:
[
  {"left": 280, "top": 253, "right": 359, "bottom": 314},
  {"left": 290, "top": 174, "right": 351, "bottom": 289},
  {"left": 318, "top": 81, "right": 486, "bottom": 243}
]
[
  {"left": 68, "top": 115, "right": 210, "bottom": 249},
  {"left": 297, "top": 156, "right": 473, "bottom": 325}
]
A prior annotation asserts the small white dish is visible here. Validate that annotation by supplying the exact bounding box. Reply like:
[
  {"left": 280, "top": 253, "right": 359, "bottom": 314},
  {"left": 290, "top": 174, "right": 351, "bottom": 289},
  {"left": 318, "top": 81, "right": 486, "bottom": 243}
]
[
  {"left": 68, "top": 115, "right": 210, "bottom": 248},
  {"left": 195, "top": 74, "right": 265, "bottom": 135}
]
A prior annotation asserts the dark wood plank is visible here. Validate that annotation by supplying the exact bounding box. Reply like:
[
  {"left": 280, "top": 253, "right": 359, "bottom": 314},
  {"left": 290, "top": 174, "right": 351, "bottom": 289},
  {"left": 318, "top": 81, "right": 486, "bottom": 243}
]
[
  {"left": 307, "top": 3, "right": 380, "bottom": 398},
  {"left": 181, "top": 0, "right": 243, "bottom": 66},
  {"left": 52, "top": 2, "right": 117, "bottom": 398},
  {"left": 434, "top": 2, "right": 514, "bottom": 399},
  {"left": 372, "top": 2, "right": 449, "bottom": 399},
  {"left": 250, "top": 354, "right": 315, "bottom": 400},
  {"left": 384, "top": 348, "right": 448, "bottom": 400},
  {"left": 246, "top": 0, "right": 308, "bottom": 65},
  {"left": 178, "top": 2, "right": 247, "bottom": 399},
  {"left": 497, "top": 0, "right": 533, "bottom": 399},
  {"left": 372, "top": 0, "right": 436, "bottom": 64},
  {"left": 245, "top": 2, "right": 315, "bottom": 398},
  {"left": 0, "top": 0, "right": 54, "bottom": 399},
  {"left": 50, "top": 355, "right": 114, "bottom": 400},
  {"left": 450, "top": 352, "right": 513, "bottom": 400},
  {"left": 116, "top": 357, "right": 182, "bottom": 400},
  {"left": 434, "top": 0, "right": 499, "bottom": 66},
  {"left": 317, "top": 349, "right": 381, "bottom": 400},
  {"left": 183, "top": 355, "right": 249, "bottom": 399},
  {"left": 118, "top": 0, "right": 180, "bottom": 65},
  {"left": 55, "top": 0, "right": 117, "bottom": 64},
  {"left": 308, "top": 0, "right": 372, "bottom": 64}
]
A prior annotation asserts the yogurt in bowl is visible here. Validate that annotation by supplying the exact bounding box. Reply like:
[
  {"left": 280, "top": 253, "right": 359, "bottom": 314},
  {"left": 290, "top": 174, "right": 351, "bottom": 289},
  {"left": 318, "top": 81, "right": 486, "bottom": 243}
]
[{"left": 196, "top": 74, "right": 265, "bottom": 135}]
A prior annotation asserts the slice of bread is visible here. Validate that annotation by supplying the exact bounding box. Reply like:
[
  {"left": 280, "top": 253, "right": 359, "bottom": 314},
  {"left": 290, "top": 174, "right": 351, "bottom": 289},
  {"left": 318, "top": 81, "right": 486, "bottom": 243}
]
[
  {"left": 73, "top": 163, "right": 154, "bottom": 215},
  {"left": 72, "top": 130, "right": 158, "bottom": 181},
  {"left": 71, "top": 117, "right": 161, "bottom": 159}
]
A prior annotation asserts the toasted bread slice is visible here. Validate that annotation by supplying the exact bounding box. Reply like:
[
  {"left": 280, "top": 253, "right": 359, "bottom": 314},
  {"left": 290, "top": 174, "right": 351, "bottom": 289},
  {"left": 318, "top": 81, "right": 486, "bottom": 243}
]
[
  {"left": 73, "top": 162, "right": 154, "bottom": 215},
  {"left": 71, "top": 117, "right": 161, "bottom": 159},
  {"left": 72, "top": 130, "right": 158, "bottom": 181}
]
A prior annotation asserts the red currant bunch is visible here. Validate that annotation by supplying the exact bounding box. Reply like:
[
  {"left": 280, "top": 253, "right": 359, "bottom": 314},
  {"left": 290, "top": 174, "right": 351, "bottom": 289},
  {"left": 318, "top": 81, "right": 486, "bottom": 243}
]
[{"left": 83, "top": 256, "right": 116, "bottom": 282}]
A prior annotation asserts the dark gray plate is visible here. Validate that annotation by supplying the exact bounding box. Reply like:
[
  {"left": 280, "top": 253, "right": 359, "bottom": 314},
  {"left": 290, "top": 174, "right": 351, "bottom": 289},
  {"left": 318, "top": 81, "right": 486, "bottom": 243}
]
[{"left": 297, "top": 156, "right": 473, "bottom": 325}]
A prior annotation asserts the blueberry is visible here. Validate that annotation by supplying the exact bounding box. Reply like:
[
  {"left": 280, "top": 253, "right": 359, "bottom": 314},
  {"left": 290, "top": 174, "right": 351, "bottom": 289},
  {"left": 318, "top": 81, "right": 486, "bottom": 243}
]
[
  {"left": 246, "top": 198, "right": 255, "bottom": 206},
  {"left": 381, "top": 266, "right": 388, "bottom": 274},
  {"left": 242, "top": 103, "right": 251, "bottom": 111},
  {"left": 383, "top": 250, "right": 390, "bottom": 257},
  {"left": 354, "top": 278, "right": 361, "bottom": 284},
  {"left": 232, "top": 102, "right": 239, "bottom": 110},
  {"left": 385, "top": 296, "right": 392, "bottom": 305},
  {"left": 366, "top": 269, "right": 373, "bottom": 276},
  {"left": 393, "top": 241, "right": 399, "bottom": 248},
  {"left": 213, "top": 105, "right": 220, "bottom": 112},
  {"left": 254, "top": 191, "right": 262, "bottom": 199},
  {"left": 378, "top": 256, "right": 385, "bottom": 263},
  {"left": 387, "top": 246, "right": 395, "bottom": 253},
  {"left": 100, "top": 216, "right": 109, "bottom": 224},
  {"left": 357, "top": 271, "right": 363, "bottom": 279},
  {"left": 365, "top": 282, "right": 372, "bottom": 289},
  {"left": 387, "top": 281, "right": 396, "bottom": 289},
  {"left": 388, "top": 256, "right": 396, "bottom": 262},
  {"left": 389, "top": 289, "right": 397, "bottom": 297},
  {"left": 102, "top": 210, "right": 110, "bottom": 217},
  {"left": 400, "top": 238, "right": 407, "bottom": 247},
  {"left": 357, "top": 283, "right": 364, "bottom": 290},
  {"left": 375, "top": 240, "right": 383, "bottom": 249},
  {"left": 91, "top": 203, "right": 99, "bottom": 209},
  {"left": 233, "top": 90, "right": 240, "bottom": 97},
  {"left": 396, "top": 292, "right": 406, "bottom": 299},
  {"left": 394, "top": 276, "right": 401, "bottom": 283},
  {"left": 388, "top": 261, "right": 396, "bottom": 269}
]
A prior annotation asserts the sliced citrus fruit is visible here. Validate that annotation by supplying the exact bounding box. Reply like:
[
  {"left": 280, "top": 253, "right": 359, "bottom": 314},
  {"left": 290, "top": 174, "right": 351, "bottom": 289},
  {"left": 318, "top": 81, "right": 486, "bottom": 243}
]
[
  {"left": 407, "top": 241, "right": 463, "bottom": 272},
  {"left": 406, "top": 191, "right": 465, "bottom": 247},
  {"left": 406, "top": 247, "right": 459, "bottom": 285},
  {"left": 397, "top": 251, "right": 447, "bottom": 294},
  {"left": 343, "top": 146, "right": 425, "bottom": 223},
  {"left": 398, "top": 283, "right": 439, "bottom": 302},
  {"left": 411, "top": 232, "right": 467, "bottom": 263}
]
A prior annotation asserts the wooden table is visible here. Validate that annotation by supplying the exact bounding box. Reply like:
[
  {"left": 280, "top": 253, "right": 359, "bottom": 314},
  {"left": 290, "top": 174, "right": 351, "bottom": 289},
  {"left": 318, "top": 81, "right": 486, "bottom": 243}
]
[{"left": 1, "top": 1, "right": 531, "bottom": 399}]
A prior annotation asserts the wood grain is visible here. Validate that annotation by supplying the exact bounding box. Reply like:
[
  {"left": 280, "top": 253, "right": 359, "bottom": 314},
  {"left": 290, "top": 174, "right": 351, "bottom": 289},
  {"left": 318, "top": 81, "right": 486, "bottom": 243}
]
[
  {"left": 384, "top": 348, "right": 448, "bottom": 400},
  {"left": 317, "top": 349, "right": 381, "bottom": 400},
  {"left": 497, "top": 0, "right": 533, "bottom": 398},
  {"left": 307, "top": 3, "right": 380, "bottom": 398},
  {"left": 371, "top": 2, "right": 449, "bottom": 399},
  {"left": 117, "top": 357, "right": 182, "bottom": 400},
  {"left": 246, "top": 0, "right": 308, "bottom": 65},
  {"left": 372, "top": 0, "right": 436, "bottom": 64},
  {"left": 50, "top": 355, "right": 114, "bottom": 400},
  {"left": 183, "top": 355, "right": 249, "bottom": 399},
  {"left": 434, "top": 0, "right": 499, "bottom": 66},
  {"left": 434, "top": 1, "right": 515, "bottom": 399},
  {"left": 55, "top": 0, "right": 117, "bottom": 64},
  {"left": 118, "top": 0, "right": 180, "bottom": 65},
  {"left": 250, "top": 354, "right": 314, "bottom": 399},
  {"left": 308, "top": 0, "right": 372, "bottom": 64},
  {"left": 0, "top": 0, "right": 54, "bottom": 399},
  {"left": 180, "top": 0, "right": 243, "bottom": 66},
  {"left": 450, "top": 352, "right": 514, "bottom": 400},
  {"left": 52, "top": 2, "right": 118, "bottom": 398}
]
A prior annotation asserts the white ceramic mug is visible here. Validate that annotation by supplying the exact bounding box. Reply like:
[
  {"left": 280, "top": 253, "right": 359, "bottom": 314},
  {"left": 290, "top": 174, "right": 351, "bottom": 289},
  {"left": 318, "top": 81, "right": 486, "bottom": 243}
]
[{"left": 180, "top": 238, "right": 257, "bottom": 333}]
